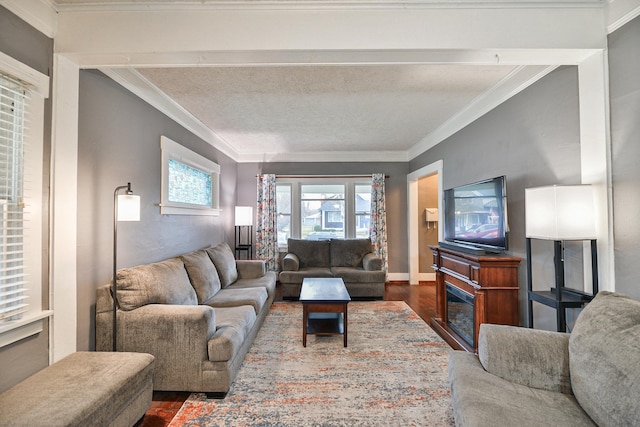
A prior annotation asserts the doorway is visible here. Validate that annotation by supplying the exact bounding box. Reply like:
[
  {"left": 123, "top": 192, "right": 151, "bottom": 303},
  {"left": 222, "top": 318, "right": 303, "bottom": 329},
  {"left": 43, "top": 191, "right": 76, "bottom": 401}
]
[{"left": 407, "top": 161, "right": 443, "bottom": 285}]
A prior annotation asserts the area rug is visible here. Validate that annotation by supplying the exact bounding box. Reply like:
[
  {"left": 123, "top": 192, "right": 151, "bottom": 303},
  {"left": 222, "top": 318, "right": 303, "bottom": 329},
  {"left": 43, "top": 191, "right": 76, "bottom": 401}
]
[{"left": 169, "top": 301, "right": 454, "bottom": 426}]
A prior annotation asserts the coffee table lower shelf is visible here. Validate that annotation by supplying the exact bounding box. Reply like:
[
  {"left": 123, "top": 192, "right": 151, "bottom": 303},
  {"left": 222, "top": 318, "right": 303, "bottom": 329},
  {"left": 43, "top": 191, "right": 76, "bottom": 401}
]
[
  {"left": 303, "top": 304, "right": 348, "bottom": 347},
  {"left": 307, "top": 313, "right": 344, "bottom": 335}
]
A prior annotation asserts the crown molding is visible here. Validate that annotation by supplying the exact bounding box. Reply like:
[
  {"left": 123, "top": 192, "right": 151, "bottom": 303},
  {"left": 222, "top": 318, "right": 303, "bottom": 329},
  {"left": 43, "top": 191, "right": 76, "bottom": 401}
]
[
  {"left": 0, "top": 0, "right": 58, "bottom": 38},
  {"left": 99, "top": 67, "right": 241, "bottom": 161},
  {"left": 606, "top": 0, "right": 640, "bottom": 33},
  {"left": 235, "top": 150, "right": 409, "bottom": 163},
  {"left": 408, "top": 64, "right": 558, "bottom": 159},
  {"left": 99, "top": 67, "right": 410, "bottom": 163}
]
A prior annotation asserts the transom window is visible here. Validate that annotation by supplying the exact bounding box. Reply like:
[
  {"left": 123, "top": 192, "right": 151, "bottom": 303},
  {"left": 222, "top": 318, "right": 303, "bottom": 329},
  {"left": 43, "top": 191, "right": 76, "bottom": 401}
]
[
  {"left": 276, "top": 178, "right": 372, "bottom": 247},
  {"left": 160, "top": 136, "right": 220, "bottom": 215}
]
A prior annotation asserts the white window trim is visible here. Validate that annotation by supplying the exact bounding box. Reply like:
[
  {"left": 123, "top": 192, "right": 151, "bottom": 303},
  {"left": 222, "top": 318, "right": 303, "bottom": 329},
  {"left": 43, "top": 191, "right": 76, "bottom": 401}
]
[
  {"left": 160, "top": 135, "right": 221, "bottom": 216},
  {"left": 276, "top": 177, "right": 372, "bottom": 248},
  {"left": 0, "top": 51, "right": 52, "bottom": 348}
]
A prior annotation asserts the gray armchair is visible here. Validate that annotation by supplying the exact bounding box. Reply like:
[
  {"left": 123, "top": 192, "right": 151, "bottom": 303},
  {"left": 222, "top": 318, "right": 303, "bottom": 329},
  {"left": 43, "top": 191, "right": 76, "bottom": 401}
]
[{"left": 448, "top": 291, "right": 640, "bottom": 426}]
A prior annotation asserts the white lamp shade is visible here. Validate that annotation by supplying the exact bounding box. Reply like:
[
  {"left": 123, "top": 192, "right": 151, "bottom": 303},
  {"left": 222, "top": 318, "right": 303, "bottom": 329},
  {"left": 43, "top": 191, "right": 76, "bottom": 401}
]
[
  {"left": 235, "top": 206, "right": 253, "bottom": 226},
  {"left": 525, "top": 185, "right": 596, "bottom": 240},
  {"left": 117, "top": 194, "right": 140, "bottom": 221}
]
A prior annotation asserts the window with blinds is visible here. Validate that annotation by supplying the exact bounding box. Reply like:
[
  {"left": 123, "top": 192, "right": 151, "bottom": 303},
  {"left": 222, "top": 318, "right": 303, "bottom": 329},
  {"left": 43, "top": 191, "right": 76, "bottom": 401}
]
[{"left": 0, "top": 72, "right": 28, "bottom": 323}]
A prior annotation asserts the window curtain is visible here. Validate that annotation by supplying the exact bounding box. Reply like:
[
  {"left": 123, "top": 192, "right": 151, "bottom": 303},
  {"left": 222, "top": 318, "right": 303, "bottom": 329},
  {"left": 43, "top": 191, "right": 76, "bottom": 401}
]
[
  {"left": 370, "top": 173, "right": 388, "bottom": 273},
  {"left": 256, "top": 174, "right": 279, "bottom": 271}
]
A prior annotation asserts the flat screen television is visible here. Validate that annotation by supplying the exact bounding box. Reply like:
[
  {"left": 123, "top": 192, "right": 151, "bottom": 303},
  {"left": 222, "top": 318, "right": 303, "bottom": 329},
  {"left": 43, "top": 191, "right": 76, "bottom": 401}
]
[{"left": 442, "top": 175, "right": 508, "bottom": 253}]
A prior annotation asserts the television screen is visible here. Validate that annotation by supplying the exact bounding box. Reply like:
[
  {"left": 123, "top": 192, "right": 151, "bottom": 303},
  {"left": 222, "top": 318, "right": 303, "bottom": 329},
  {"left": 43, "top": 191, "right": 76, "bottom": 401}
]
[{"left": 443, "top": 176, "right": 508, "bottom": 252}]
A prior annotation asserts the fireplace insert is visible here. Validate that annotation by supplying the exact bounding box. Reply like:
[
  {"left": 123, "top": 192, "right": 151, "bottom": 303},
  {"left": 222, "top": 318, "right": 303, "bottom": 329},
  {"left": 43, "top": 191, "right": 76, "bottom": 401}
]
[{"left": 446, "top": 282, "right": 475, "bottom": 347}]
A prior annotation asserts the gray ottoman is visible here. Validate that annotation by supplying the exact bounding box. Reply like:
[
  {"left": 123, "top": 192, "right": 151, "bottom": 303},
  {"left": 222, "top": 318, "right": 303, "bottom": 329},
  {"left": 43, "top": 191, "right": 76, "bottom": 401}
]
[{"left": 0, "top": 351, "right": 155, "bottom": 427}]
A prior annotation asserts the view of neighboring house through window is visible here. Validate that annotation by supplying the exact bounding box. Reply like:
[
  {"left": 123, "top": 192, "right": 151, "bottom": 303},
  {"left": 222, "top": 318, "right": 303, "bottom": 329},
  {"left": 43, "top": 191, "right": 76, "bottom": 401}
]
[{"left": 276, "top": 178, "right": 372, "bottom": 247}]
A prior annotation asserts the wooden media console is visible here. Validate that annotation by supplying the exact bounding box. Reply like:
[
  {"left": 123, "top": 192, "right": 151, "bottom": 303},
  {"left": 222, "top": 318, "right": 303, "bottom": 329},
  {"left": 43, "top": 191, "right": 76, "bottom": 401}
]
[{"left": 429, "top": 245, "right": 522, "bottom": 353}]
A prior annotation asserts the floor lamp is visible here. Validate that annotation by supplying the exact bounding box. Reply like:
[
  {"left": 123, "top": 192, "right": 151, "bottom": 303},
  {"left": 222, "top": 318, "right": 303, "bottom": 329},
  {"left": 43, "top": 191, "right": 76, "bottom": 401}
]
[
  {"left": 235, "top": 206, "right": 253, "bottom": 259},
  {"left": 525, "top": 184, "right": 598, "bottom": 331},
  {"left": 113, "top": 183, "right": 140, "bottom": 351}
]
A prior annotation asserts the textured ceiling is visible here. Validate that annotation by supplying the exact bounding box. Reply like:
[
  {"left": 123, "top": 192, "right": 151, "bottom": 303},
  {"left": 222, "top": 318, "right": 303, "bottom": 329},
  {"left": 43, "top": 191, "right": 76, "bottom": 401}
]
[{"left": 137, "top": 64, "right": 516, "bottom": 156}]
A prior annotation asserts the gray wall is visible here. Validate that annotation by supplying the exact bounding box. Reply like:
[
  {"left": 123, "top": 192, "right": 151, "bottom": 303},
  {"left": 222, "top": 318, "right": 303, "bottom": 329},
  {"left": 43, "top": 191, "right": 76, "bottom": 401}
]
[
  {"left": 410, "top": 65, "right": 583, "bottom": 327},
  {"left": 609, "top": 15, "right": 640, "bottom": 299},
  {"left": 76, "top": 70, "right": 238, "bottom": 351},
  {"left": 237, "top": 162, "right": 410, "bottom": 274},
  {"left": 0, "top": 6, "right": 53, "bottom": 392}
]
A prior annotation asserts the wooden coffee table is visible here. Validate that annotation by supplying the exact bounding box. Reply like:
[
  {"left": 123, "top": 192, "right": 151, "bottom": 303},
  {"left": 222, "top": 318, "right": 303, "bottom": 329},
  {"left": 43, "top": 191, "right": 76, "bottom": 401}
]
[{"left": 300, "top": 278, "right": 351, "bottom": 347}]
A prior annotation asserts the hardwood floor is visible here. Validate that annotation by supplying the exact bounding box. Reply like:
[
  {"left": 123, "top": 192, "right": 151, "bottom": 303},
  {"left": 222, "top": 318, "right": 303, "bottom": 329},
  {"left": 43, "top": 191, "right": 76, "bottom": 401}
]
[{"left": 136, "top": 281, "right": 437, "bottom": 427}]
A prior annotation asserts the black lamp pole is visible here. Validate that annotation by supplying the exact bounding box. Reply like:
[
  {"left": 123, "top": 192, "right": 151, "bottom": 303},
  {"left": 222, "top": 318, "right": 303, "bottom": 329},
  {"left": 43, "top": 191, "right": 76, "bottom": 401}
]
[{"left": 113, "top": 183, "right": 133, "bottom": 352}]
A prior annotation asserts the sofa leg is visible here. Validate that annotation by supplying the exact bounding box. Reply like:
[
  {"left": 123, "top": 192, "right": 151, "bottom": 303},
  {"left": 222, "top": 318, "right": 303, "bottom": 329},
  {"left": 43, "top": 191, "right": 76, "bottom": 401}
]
[{"left": 205, "top": 392, "right": 228, "bottom": 399}]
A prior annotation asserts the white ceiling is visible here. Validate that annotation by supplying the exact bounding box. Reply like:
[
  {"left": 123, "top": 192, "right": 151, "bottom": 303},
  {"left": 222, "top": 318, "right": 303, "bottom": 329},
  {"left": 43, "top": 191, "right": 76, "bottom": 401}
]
[{"left": 45, "top": 0, "right": 615, "bottom": 162}]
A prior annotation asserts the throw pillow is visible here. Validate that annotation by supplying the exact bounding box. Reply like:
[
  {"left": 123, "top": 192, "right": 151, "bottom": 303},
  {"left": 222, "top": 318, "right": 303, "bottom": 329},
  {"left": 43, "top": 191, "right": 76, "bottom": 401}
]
[
  {"left": 206, "top": 242, "right": 238, "bottom": 288},
  {"left": 116, "top": 257, "right": 197, "bottom": 311},
  {"left": 181, "top": 250, "right": 222, "bottom": 303}
]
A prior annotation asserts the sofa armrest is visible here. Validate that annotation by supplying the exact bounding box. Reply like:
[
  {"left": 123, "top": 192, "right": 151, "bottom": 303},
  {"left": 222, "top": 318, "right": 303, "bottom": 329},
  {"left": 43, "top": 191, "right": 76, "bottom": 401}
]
[
  {"left": 363, "top": 253, "right": 383, "bottom": 271},
  {"left": 478, "top": 324, "right": 572, "bottom": 394},
  {"left": 236, "top": 260, "right": 267, "bottom": 279},
  {"left": 282, "top": 253, "right": 300, "bottom": 271},
  {"left": 117, "top": 304, "right": 217, "bottom": 360}
]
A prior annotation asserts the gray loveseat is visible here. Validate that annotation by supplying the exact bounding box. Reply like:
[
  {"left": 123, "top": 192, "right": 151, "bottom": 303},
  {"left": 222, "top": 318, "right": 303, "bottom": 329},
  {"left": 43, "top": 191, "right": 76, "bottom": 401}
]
[
  {"left": 448, "top": 291, "right": 640, "bottom": 426},
  {"left": 279, "top": 238, "right": 386, "bottom": 299},
  {"left": 96, "top": 242, "right": 276, "bottom": 396}
]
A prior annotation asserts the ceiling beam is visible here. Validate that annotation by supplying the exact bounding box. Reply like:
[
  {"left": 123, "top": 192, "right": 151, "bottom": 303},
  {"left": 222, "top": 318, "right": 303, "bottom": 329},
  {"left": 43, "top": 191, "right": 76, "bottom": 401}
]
[{"left": 55, "top": 7, "right": 606, "bottom": 65}]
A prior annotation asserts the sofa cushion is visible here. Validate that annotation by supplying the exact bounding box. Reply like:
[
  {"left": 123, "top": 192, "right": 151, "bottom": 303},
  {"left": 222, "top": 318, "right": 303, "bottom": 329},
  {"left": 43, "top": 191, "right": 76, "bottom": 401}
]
[
  {"left": 206, "top": 242, "right": 238, "bottom": 288},
  {"left": 330, "top": 238, "right": 373, "bottom": 268},
  {"left": 449, "top": 351, "right": 595, "bottom": 427},
  {"left": 287, "top": 238, "right": 330, "bottom": 268},
  {"left": 204, "top": 287, "right": 268, "bottom": 315},
  {"left": 229, "top": 271, "right": 278, "bottom": 301},
  {"left": 208, "top": 306, "right": 257, "bottom": 362},
  {"left": 569, "top": 291, "right": 640, "bottom": 426},
  {"left": 181, "top": 250, "right": 222, "bottom": 304},
  {"left": 116, "top": 257, "right": 197, "bottom": 310},
  {"left": 330, "top": 267, "right": 386, "bottom": 283},
  {"left": 278, "top": 267, "right": 334, "bottom": 285}
]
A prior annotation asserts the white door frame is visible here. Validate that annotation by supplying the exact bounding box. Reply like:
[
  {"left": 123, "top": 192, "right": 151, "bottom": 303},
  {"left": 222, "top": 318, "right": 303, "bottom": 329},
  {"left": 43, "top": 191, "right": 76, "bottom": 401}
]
[{"left": 407, "top": 160, "right": 443, "bottom": 285}]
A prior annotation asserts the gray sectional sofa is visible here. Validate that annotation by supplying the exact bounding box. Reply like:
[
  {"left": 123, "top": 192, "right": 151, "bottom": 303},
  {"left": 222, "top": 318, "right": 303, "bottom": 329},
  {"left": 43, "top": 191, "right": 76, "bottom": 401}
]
[
  {"left": 96, "top": 242, "right": 276, "bottom": 396},
  {"left": 279, "top": 238, "right": 386, "bottom": 299},
  {"left": 448, "top": 291, "right": 640, "bottom": 426}
]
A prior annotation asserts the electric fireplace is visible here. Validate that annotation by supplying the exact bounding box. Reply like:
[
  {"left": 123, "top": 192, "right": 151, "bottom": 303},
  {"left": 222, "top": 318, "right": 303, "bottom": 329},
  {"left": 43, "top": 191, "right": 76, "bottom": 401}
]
[
  {"left": 429, "top": 245, "right": 521, "bottom": 352},
  {"left": 445, "top": 282, "right": 475, "bottom": 347}
]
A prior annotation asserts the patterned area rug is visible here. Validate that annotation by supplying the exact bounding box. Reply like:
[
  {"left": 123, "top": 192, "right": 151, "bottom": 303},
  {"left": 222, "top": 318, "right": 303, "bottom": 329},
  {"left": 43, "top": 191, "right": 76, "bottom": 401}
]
[{"left": 169, "top": 301, "right": 454, "bottom": 426}]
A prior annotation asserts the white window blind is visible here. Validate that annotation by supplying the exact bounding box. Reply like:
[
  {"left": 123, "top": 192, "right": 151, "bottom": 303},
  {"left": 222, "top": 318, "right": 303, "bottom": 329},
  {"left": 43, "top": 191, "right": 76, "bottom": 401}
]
[{"left": 0, "top": 72, "right": 28, "bottom": 323}]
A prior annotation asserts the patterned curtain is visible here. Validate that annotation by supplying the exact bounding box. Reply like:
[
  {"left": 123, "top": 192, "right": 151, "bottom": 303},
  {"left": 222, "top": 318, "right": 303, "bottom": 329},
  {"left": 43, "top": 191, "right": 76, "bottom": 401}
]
[
  {"left": 256, "top": 174, "right": 279, "bottom": 271},
  {"left": 370, "top": 173, "right": 388, "bottom": 272}
]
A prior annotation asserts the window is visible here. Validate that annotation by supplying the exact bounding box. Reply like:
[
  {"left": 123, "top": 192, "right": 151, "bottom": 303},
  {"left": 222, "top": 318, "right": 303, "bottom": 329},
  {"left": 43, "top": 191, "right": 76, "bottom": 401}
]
[
  {"left": 0, "top": 73, "right": 27, "bottom": 324},
  {"left": 0, "top": 51, "right": 49, "bottom": 347},
  {"left": 276, "top": 177, "right": 372, "bottom": 247},
  {"left": 355, "top": 184, "right": 372, "bottom": 238},
  {"left": 160, "top": 136, "right": 220, "bottom": 215}
]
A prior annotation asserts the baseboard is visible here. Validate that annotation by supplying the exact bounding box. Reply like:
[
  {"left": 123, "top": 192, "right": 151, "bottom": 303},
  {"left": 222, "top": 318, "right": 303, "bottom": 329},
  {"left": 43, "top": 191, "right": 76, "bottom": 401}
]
[{"left": 386, "top": 272, "right": 435, "bottom": 283}]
